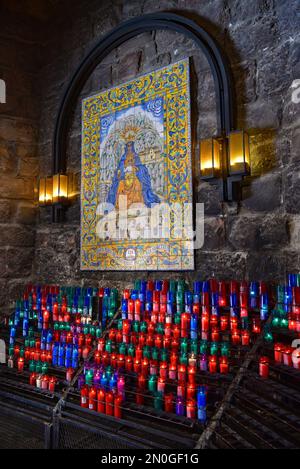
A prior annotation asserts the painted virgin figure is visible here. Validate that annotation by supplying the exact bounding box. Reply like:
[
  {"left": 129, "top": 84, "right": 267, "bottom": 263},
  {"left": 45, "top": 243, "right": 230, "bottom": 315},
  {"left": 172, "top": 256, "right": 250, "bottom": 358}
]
[{"left": 107, "top": 141, "right": 160, "bottom": 209}]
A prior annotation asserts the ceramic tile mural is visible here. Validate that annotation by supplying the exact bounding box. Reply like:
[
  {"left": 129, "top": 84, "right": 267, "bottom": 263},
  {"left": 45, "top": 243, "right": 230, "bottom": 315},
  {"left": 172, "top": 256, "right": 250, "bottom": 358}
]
[{"left": 81, "top": 58, "right": 194, "bottom": 270}]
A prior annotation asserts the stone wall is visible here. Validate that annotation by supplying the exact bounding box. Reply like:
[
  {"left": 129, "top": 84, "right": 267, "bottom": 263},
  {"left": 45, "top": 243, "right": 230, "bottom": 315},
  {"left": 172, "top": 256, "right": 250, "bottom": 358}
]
[
  {"left": 0, "top": 3, "right": 41, "bottom": 312},
  {"left": 1, "top": 0, "right": 300, "bottom": 310}
]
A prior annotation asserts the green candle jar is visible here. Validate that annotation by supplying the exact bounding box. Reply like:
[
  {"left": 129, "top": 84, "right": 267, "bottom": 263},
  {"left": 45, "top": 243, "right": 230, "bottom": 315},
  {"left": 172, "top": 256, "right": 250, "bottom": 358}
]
[
  {"left": 128, "top": 344, "right": 135, "bottom": 357},
  {"left": 174, "top": 314, "right": 181, "bottom": 325},
  {"left": 148, "top": 375, "right": 157, "bottom": 393},
  {"left": 179, "top": 352, "right": 188, "bottom": 365},
  {"left": 41, "top": 363, "right": 48, "bottom": 375},
  {"left": 190, "top": 339, "right": 198, "bottom": 354},
  {"left": 143, "top": 346, "right": 151, "bottom": 359},
  {"left": 199, "top": 340, "right": 208, "bottom": 355},
  {"left": 29, "top": 360, "right": 36, "bottom": 372},
  {"left": 180, "top": 338, "right": 188, "bottom": 354},
  {"left": 96, "top": 327, "right": 102, "bottom": 338},
  {"left": 156, "top": 323, "right": 164, "bottom": 335},
  {"left": 210, "top": 343, "right": 219, "bottom": 356},
  {"left": 132, "top": 321, "right": 139, "bottom": 333},
  {"left": 119, "top": 343, "right": 127, "bottom": 355},
  {"left": 105, "top": 340, "right": 113, "bottom": 353},
  {"left": 153, "top": 391, "right": 163, "bottom": 410},
  {"left": 140, "top": 321, "right": 147, "bottom": 333},
  {"left": 220, "top": 343, "right": 230, "bottom": 357},
  {"left": 117, "top": 319, "right": 123, "bottom": 330},
  {"left": 160, "top": 348, "right": 168, "bottom": 362},
  {"left": 35, "top": 361, "right": 42, "bottom": 373},
  {"left": 151, "top": 347, "right": 159, "bottom": 361}
]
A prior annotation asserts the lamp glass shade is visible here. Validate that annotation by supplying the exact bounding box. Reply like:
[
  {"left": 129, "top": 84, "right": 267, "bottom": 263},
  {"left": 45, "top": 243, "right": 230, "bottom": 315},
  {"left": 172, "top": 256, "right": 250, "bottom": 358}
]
[
  {"left": 228, "top": 130, "right": 250, "bottom": 175},
  {"left": 67, "top": 172, "right": 79, "bottom": 199},
  {"left": 200, "top": 138, "right": 221, "bottom": 179},
  {"left": 53, "top": 174, "right": 68, "bottom": 204},
  {"left": 39, "top": 177, "right": 53, "bottom": 205}
]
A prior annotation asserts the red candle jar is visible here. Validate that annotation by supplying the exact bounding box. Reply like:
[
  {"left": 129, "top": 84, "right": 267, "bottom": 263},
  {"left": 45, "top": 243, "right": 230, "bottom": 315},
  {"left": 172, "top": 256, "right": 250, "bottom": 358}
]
[
  {"left": 220, "top": 315, "right": 229, "bottom": 331},
  {"left": 169, "top": 364, "right": 177, "bottom": 380},
  {"left": 128, "top": 299, "right": 134, "bottom": 315},
  {"left": 201, "top": 313, "right": 210, "bottom": 332},
  {"left": 111, "top": 353, "right": 118, "bottom": 368},
  {"left": 47, "top": 352, "right": 52, "bottom": 363},
  {"left": 123, "top": 289, "right": 130, "bottom": 299},
  {"left": 186, "top": 399, "right": 196, "bottom": 419},
  {"left": 241, "top": 330, "right": 250, "bottom": 346},
  {"left": 154, "top": 334, "right": 163, "bottom": 349},
  {"left": 150, "top": 360, "right": 158, "bottom": 376},
  {"left": 173, "top": 324, "right": 181, "bottom": 339},
  {"left": 66, "top": 368, "right": 74, "bottom": 383},
  {"left": 94, "top": 351, "right": 101, "bottom": 365},
  {"left": 177, "top": 381, "right": 185, "bottom": 398},
  {"left": 151, "top": 312, "right": 158, "bottom": 324},
  {"left": 133, "top": 347, "right": 141, "bottom": 362},
  {"left": 158, "top": 312, "right": 165, "bottom": 323},
  {"left": 53, "top": 302, "right": 58, "bottom": 321},
  {"left": 17, "top": 357, "right": 24, "bottom": 372},
  {"left": 208, "top": 355, "right": 217, "bottom": 373},
  {"left": 252, "top": 318, "right": 261, "bottom": 334},
  {"left": 66, "top": 332, "right": 73, "bottom": 344},
  {"left": 85, "top": 334, "right": 92, "bottom": 347},
  {"left": 138, "top": 333, "right": 146, "bottom": 347},
  {"left": 80, "top": 385, "right": 89, "bottom": 408},
  {"left": 274, "top": 342, "right": 283, "bottom": 363},
  {"left": 259, "top": 356, "right": 269, "bottom": 378},
  {"left": 24, "top": 347, "right": 30, "bottom": 361},
  {"left": 283, "top": 347, "right": 293, "bottom": 367},
  {"left": 114, "top": 394, "right": 122, "bottom": 419},
  {"left": 193, "top": 303, "right": 200, "bottom": 315},
  {"left": 131, "top": 332, "right": 139, "bottom": 346},
  {"left": 102, "top": 351, "right": 110, "bottom": 366},
  {"left": 218, "top": 281, "right": 227, "bottom": 306},
  {"left": 178, "top": 364, "right": 186, "bottom": 382},
  {"left": 49, "top": 377, "right": 56, "bottom": 392},
  {"left": 188, "top": 366, "right": 196, "bottom": 384},
  {"left": 163, "top": 336, "right": 172, "bottom": 349},
  {"left": 145, "top": 334, "right": 153, "bottom": 347},
  {"left": 211, "top": 327, "right": 220, "bottom": 342},
  {"left": 125, "top": 356, "right": 133, "bottom": 372},
  {"left": 134, "top": 359, "right": 141, "bottom": 374},
  {"left": 41, "top": 375, "right": 49, "bottom": 390},
  {"left": 187, "top": 383, "right": 196, "bottom": 400},
  {"left": 157, "top": 378, "right": 165, "bottom": 393},
  {"left": 78, "top": 333, "right": 85, "bottom": 347},
  {"left": 109, "top": 328, "right": 116, "bottom": 341},
  {"left": 116, "top": 330, "right": 122, "bottom": 343},
  {"left": 98, "top": 338, "right": 105, "bottom": 352},
  {"left": 97, "top": 388, "right": 106, "bottom": 413},
  {"left": 29, "top": 372, "right": 37, "bottom": 386},
  {"left": 89, "top": 387, "right": 97, "bottom": 411},
  {"left": 210, "top": 315, "right": 218, "bottom": 328},
  {"left": 170, "top": 352, "right": 178, "bottom": 367},
  {"left": 230, "top": 317, "right": 238, "bottom": 332},
  {"left": 159, "top": 362, "right": 168, "bottom": 380},
  {"left": 34, "top": 349, "right": 40, "bottom": 361},
  {"left": 171, "top": 338, "right": 180, "bottom": 351},
  {"left": 181, "top": 313, "right": 190, "bottom": 337},
  {"left": 105, "top": 391, "right": 114, "bottom": 416},
  {"left": 117, "top": 354, "right": 125, "bottom": 370},
  {"left": 40, "top": 351, "right": 47, "bottom": 363},
  {"left": 82, "top": 345, "right": 91, "bottom": 360},
  {"left": 164, "top": 393, "right": 174, "bottom": 413},
  {"left": 138, "top": 374, "right": 147, "bottom": 390},
  {"left": 232, "top": 330, "right": 241, "bottom": 345},
  {"left": 220, "top": 356, "right": 229, "bottom": 374},
  {"left": 141, "top": 358, "right": 149, "bottom": 377}
]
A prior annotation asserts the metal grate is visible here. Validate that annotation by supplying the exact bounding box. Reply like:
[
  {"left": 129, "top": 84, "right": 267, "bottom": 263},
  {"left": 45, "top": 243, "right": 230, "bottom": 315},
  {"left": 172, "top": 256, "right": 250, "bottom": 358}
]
[
  {"left": 0, "top": 407, "right": 48, "bottom": 449},
  {"left": 58, "top": 420, "right": 141, "bottom": 449}
]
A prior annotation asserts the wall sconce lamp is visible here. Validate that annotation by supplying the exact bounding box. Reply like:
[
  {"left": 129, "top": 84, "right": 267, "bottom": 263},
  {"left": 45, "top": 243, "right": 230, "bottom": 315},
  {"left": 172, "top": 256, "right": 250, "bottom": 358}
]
[
  {"left": 38, "top": 173, "right": 79, "bottom": 221},
  {"left": 200, "top": 130, "right": 250, "bottom": 201}
]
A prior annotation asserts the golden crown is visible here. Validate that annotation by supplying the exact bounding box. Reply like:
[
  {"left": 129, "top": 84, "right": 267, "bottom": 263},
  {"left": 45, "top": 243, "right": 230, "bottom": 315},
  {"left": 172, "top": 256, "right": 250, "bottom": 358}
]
[{"left": 119, "top": 123, "right": 140, "bottom": 143}]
